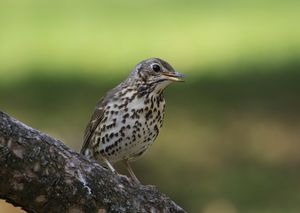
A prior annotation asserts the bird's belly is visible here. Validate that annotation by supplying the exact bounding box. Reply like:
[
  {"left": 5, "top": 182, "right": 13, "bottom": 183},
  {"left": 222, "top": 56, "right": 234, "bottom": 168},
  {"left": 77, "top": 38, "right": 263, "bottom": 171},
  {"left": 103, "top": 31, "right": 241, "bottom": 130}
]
[
  {"left": 118, "top": 115, "right": 159, "bottom": 161},
  {"left": 97, "top": 96, "right": 165, "bottom": 162}
]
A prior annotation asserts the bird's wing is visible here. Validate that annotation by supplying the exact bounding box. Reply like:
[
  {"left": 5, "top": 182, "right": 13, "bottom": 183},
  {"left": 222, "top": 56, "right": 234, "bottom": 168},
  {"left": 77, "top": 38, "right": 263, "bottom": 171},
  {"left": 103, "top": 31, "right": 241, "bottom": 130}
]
[
  {"left": 80, "top": 97, "right": 105, "bottom": 154},
  {"left": 80, "top": 82, "right": 125, "bottom": 155}
]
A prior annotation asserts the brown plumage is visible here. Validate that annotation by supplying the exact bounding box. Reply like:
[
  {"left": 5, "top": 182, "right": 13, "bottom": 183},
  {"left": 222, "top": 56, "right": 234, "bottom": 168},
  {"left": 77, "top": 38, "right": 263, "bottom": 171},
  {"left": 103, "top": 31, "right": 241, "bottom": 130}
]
[{"left": 81, "top": 58, "right": 184, "bottom": 183}]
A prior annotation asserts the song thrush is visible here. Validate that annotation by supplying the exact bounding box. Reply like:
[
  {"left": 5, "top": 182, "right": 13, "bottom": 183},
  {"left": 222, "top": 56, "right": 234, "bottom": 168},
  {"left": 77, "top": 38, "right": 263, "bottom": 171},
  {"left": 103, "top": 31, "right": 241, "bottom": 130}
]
[{"left": 81, "top": 58, "right": 184, "bottom": 183}]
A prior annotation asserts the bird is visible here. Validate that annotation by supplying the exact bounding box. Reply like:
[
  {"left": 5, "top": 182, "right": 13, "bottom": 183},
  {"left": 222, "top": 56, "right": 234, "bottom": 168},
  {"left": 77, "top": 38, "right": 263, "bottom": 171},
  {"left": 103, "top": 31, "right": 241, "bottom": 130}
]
[{"left": 80, "top": 58, "right": 184, "bottom": 183}]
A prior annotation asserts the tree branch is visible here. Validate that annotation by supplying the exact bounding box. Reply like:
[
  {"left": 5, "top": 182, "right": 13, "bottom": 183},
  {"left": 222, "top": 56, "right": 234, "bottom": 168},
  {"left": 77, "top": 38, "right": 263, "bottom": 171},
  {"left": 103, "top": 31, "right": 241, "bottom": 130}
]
[{"left": 0, "top": 111, "right": 186, "bottom": 213}]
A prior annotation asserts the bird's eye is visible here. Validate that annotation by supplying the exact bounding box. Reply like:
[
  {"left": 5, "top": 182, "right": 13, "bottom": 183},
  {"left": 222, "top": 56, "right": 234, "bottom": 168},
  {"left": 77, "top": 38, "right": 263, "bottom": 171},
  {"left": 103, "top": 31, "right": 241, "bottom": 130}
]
[{"left": 151, "top": 63, "right": 161, "bottom": 72}]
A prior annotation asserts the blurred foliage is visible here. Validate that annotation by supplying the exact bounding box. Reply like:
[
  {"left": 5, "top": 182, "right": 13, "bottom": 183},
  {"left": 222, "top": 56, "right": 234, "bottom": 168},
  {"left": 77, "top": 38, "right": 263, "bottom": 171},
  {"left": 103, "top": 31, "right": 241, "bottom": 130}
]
[
  {"left": 0, "top": 0, "right": 299, "bottom": 80},
  {"left": 0, "top": 0, "right": 300, "bottom": 213}
]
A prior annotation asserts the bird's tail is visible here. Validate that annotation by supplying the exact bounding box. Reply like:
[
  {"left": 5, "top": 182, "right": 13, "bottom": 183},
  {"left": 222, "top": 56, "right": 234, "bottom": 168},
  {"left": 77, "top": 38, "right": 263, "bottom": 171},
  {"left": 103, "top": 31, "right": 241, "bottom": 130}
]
[{"left": 80, "top": 147, "right": 94, "bottom": 159}]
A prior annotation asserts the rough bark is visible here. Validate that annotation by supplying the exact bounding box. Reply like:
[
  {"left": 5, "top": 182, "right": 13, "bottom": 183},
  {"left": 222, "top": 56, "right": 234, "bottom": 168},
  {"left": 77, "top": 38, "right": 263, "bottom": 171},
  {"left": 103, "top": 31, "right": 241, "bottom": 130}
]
[{"left": 0, "top": 111, "right": 186, "bottom": 213}]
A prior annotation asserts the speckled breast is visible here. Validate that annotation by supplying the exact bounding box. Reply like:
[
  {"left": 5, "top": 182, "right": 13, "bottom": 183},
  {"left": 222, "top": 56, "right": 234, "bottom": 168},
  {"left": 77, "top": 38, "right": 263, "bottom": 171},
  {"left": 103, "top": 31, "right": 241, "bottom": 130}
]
[{"left": 93, "top": 90, "right": 166, "bottom": 163}]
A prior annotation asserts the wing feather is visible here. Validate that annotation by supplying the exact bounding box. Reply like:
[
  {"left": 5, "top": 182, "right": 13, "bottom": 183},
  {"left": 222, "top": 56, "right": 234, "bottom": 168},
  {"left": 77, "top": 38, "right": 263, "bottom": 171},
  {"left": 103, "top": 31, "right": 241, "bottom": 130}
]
[
  {"left": 80, "top": 82, "right": 126, "bottom": 155},
  {"left": 80, "top": 98, "right": 105, "bottom": 154}
]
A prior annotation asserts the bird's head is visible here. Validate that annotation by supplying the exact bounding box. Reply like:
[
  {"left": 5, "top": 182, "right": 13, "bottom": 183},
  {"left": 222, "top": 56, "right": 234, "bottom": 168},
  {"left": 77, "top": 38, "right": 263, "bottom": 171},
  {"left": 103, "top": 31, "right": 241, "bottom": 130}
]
[{"left": 130, "top": 58, "right": 185, "bottom": 90}]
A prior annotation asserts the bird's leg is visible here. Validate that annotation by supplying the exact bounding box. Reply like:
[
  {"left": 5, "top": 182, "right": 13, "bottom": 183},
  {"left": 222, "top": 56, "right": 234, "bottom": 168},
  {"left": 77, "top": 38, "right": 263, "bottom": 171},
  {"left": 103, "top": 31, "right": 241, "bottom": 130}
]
[
  {"left": 123, "top": 159, "right": 140, "bottom": 184},
  {"left": 102, "top": 157, "right": 118, "bottom": 175}
]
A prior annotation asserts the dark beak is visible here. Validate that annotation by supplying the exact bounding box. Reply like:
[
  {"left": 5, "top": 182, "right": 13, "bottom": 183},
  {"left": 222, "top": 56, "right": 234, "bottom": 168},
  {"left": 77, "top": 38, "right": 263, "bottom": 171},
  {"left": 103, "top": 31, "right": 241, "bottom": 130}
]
[{"left": 162, "top": 71, "right": 185, "bottom": 82}]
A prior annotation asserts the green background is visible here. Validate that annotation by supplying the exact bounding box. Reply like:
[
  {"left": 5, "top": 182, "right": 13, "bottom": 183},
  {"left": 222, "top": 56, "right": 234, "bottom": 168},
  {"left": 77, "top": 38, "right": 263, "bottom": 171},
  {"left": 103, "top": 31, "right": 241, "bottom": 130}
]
[{"left": 1, "top": 0, "right": 300, "bottom": 212}]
